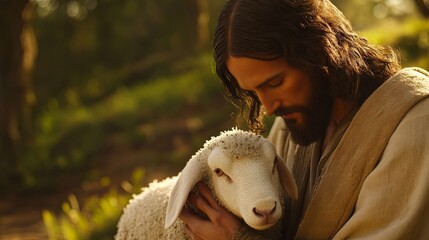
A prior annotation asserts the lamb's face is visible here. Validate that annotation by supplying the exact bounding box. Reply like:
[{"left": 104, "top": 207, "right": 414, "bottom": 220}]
[{"left": 207, "top": 139, "right": 283, "bottom": 230}]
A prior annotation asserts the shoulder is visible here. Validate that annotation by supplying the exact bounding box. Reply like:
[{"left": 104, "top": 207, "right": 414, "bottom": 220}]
[
  {"left": 393, "top": 67, "right": 429, "bottom": 80},
  {"left": 388, "top": 96, "right": 429, "bottom": 148},
  {"left": 400, "top": 95, "right": 429, "bottom": 124},
  {"left": 392, "top": 67, "right": 429, "bottom": 132}
]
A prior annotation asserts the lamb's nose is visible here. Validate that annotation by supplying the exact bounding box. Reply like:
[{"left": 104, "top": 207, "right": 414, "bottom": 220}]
[{"left": 253, "top": 201, "right": 277, "bottom": 218}]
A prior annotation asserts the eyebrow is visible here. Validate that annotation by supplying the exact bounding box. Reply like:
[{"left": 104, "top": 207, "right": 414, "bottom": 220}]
[{"left": 255, "top": 71, "right": 285, "bottom": 89}]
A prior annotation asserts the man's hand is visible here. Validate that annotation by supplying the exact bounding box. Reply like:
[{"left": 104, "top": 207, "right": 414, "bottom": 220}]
[{"left": 179, "top": 182, "right": 241, "bottom": 240}]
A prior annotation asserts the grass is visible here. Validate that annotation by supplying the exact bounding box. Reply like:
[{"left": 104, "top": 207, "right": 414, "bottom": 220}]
[{"left": 42, "top": 169, "right": 144, "bottom": 240}]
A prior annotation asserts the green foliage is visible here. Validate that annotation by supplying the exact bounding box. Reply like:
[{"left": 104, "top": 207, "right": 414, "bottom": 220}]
[
  {"left": 32, "top": 0, "right": 227, "bottom": 109},
  {"left": 331, "top": 0, "right": 418, "bottom": 29},
  {"left": 14, "top": 52, "right": 223, "bottom": 191},
  {"left": 42, "top": 168, "right": 144, "bottom": 240},
  {"left": 361, "top": 18, "right": 429, "bottom": 69}
]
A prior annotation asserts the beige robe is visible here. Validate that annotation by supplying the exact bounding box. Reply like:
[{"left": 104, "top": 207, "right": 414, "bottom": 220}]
[{"left": 267, "top": 67, "right": 429, "bottom": 239}]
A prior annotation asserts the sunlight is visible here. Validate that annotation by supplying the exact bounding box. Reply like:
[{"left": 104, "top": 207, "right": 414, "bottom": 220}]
[
  {"left": 373, "top": 3, "right": 389, "bottom": 19},
  {"left": 31, "top": 0, "right": 58, "bottom": 17}
]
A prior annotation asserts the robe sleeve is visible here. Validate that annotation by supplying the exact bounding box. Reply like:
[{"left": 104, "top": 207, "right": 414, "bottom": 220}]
[{"left": 333, "top": 98, "right": 429, "bottom": 239}]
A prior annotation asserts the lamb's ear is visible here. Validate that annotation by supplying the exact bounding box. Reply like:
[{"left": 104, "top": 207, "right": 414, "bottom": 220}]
[
  {"left": 276, "top": 154, "right": 298, "bottom": 200},
  {"left": 165, "top": 155, "right": 204, "bottom": 229}
]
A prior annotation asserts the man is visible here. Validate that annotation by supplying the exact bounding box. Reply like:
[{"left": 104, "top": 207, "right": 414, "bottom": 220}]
[{"left": 179, "top": 0, "right": 429, "bottom": 239}]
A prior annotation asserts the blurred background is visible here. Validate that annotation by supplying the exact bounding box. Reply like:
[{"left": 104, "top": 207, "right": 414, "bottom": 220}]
[{"left": 0, "top": 0, "right": 428, "bottom": 239}]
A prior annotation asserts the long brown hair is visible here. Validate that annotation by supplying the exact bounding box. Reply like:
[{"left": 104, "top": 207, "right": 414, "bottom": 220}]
[{"left": 213, "top": 0, "right": 400, "bottom": 133}]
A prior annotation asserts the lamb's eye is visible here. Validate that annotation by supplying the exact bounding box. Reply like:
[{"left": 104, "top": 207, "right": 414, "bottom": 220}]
[{"left": 214, "top": 168, "right": 224, "bottom": 177}]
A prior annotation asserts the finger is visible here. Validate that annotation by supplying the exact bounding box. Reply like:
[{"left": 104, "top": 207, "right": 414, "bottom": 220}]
[
  {"left": 196, "top": 182, "right": 222, "bottom": 210},
  {"left": 180, "top": 202, "right": 212, "bottom": 227},
  {"left": 192, "top": 185, "right": 230, "bottom": 224},
  {"left": 180, "top": 207, "right": 208, "bottom": 240},
  {"left": 184, "top": 224, "right": 195, "bottom": 240},
  {"left": 188, "top": 190, "right": 216, "bottom": 218},
  {"left": 179, "top": 203, "right": 198, "bottom": 223}
]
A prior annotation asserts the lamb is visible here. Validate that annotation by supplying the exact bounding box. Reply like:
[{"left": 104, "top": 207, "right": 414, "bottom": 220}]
[{"left": 115, "top": 128, "right": 298, "bottom": 239}]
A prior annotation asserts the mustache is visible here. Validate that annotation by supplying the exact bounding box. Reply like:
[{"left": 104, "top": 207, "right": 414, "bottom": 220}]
[{"left": 275, "top": 106, "right": 305, "bottom": 116}]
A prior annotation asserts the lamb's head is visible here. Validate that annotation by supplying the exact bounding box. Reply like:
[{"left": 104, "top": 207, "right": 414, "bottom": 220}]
[
  {"left": 165, "top": 129, "right": 298, "bottom": 230},
  {"left": 206, "top": 131, "right": 297, "bottom": 230}
]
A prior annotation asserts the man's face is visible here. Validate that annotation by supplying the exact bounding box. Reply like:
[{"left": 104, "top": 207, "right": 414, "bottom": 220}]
[{"left": 226, "top": 56, "right": 332, "bottom": 146}]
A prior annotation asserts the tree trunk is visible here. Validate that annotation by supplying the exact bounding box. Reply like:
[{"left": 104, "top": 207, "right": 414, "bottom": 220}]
[
  {"left": 184, "top": 0, "right": 210, "bottom": 51},
  {"left": 0, "top": 0, "right": 36, "bottom": 189},
  {"left": 196, "top": 0, "right": 210, "bottom": 50},
  {"left": 414, "top": 0, "right": 429, "bottom": 18}
]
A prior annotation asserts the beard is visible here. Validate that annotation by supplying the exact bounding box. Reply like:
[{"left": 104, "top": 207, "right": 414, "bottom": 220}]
[{"left": 276, "top": 79, "right": 332, "bottom": 146}]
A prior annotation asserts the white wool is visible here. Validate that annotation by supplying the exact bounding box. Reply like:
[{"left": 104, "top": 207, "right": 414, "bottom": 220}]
[
  {"left": 116, "top": 177, "right": 180, "bottom": 239},
  {"left": 115, "top": 128, "right": 297, "bottom": 240}
]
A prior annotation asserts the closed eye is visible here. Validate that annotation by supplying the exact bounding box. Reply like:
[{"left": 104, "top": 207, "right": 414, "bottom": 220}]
[{"left": 266, "top": 77, "right": 283, "bottom": 88}]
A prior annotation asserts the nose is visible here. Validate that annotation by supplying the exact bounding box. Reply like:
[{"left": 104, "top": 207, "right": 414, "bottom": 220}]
[
  {"left": 252, "top": 200, "right": 277, "bottom": 219},
  {"left": 254, "top": 90, "right": 279, "bottom": 116}
]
